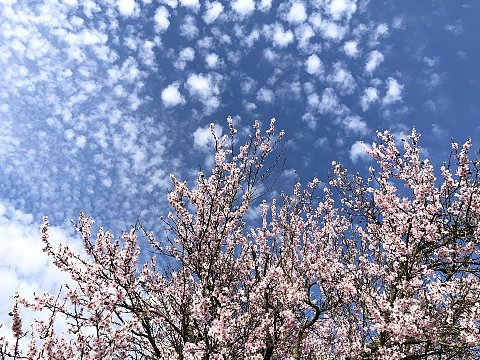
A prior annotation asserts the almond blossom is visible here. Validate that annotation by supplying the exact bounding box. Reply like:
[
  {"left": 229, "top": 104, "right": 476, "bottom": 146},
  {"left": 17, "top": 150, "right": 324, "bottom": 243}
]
[{"left": 1, "top": 120, "right": 479, "bottom": 359}]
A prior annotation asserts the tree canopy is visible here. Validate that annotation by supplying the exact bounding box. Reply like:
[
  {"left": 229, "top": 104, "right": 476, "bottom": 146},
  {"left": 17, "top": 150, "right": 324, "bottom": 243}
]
[{"left": 1, "top": 118, "right": 479, "bottom": 359}]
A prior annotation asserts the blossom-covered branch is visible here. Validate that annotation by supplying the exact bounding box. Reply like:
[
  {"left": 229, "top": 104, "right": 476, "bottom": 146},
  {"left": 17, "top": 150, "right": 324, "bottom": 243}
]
[{"left": 1, "top": 120, "right": 479, "bottom": 359}]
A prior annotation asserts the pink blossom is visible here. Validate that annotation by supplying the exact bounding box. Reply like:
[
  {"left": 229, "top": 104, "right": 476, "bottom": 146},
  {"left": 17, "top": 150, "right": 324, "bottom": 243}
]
[{"left": 1, "top": 121, "right": 479, "bottom": 359}]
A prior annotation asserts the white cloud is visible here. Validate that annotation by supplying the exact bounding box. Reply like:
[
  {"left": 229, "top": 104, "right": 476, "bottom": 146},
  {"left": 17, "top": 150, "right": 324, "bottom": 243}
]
[
  {"left": 257, "top": 87, "right": 274, "bottom": 103},
  {"left": 242, "top": 28, "right": 261, "bottom": 47},
  {"left": 457, "top": 50, "right": 467, "bottom": 60},
  {"left": 205, "top": 53, "right": 220, "bottom": 68},
  {"left": 160, "top": 0, "right": 178, "bottom": 7},
  {"left": 315, "top": 137, "right": 328, "bottom": 148},
  {"left": 383, "top": 77, "right": 403, "bottom": 105},
  {"left": 343, "top": 40, "right": 359, "bottom": 57},
  {"left": 350, "top": 141, "right": 371, "bottom": 163},
  {"left": 197, "top": 36, "right": 214, "bottom": 49},
  {"left": 245, "top": 203, "right": 263, "bottom": 222},
  {"left": 76, "top": 135, "right": 87, "bottom": 148},
  {"left": 186, "top": 73, "right": 222, "bottom": 113},
  {"left": 308, "top": 92, "right": 320, "bottom": 107},
  {"left": 423, "top": 56, "right": 439, "bottom": 67},
  {"left": 241, "top": 77, "right": 257, "bottom": 94},
  {"left": 154, "top": 6, "right": 170, "bottom": 32},
  {"left": 0, "top": 0, "right": 17, "bottom": 5},
  {"left": 0, "top": 203, "right": 81, "bottom": 339},
  {"left": 312, "top": 17, "right": 347, "bottom": 42},
  {"left": 302, "top": 112, "right": 317, "bottom": 129},
  {"left": 426, "top": 73, "right": 441, "bottom": 89},
  {"left": 360, "top": 87, "right": 379, "bottom": 111},
  {"left": 232, "top": 0, "right": 255, "bottom": 17},
  {"left": 370, "top": 23, "right": 389, "bottom": 45},
  {"left": 179, "top": 0, "right": 200, "bottom": 11},
  {"left": 180, "top": 15, "right": 199, "bottom": 39},
  {"left": 203, "top": 1, "right": 224, "bottom": 24},
  {"left": 187, "top": 73, "right": 211, "bottom": 97},
  {"left": 341, "top": 115, "right": 368, "bottom": 135},
  {"left": 118, "top": 0, "right": 137, "bottom": 16},
  {"left": 303, "top": 81, "right": 315, "bottom": 94},
  {"left": 211, "top": 27, "right": 232, "bottom": 44},
  {"left": 432, "top": 123, "right": 447, "bottom": 138},
  {"left": 227, "top": 50, "right": 242, "bottom": 64},
  {"left": 161, "top": 83, "right": 185, "bottom": 108},
  {"left": 325, "top": 0, "right": 357, "bottom": 21},
  {"left": 193, "top": 124, "right": 223, "bottom": 151},
  {"left": 65, "top": 128, "right": 75, "bottom": 141},
  {"left": 376, "top": 23, "right": 389, "bottom": 36},
  {"left": 258, "top": 0, "right": 272, "bottom": 11},
  {"left": 263, "top": 48, "right": 278, "bottom": 61},
  {"left": 286, "top": 2, "right": 307, "bottom": 24},
  {"left": 328, "top": 62, "right": 355, "bottom": 95},
  {"left": 305, "top": 54, "right": 323, "bottom": 75},
  {"left": 180, "top": 46, "right": 195, "bottom": 61},
  {"left": 272, "top": 24, "right": 295, "bottom": 47},
  {"left": 320, "top": 90, "right": 338, "bottom": 114},
  {"left": 365, "top": 50, "right": 384, "bottom": 75},
  {"left": 139, "top": 40, "right": 156, "bottom": 68},
  {"left": 279, "top": 81, "right": 302, "bottom": 99},
  {"left": 317, "top": 88, "right": 345, "bottom": 115},
  {"left": 295, "top": 23, "right": 315, "bottom": 49},
  {"left": 243, "top": 101, "right": 257, "bottom": 112}
]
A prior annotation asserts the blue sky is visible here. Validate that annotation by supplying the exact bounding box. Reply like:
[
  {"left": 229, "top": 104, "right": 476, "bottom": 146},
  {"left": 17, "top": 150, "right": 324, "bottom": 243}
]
[{"left": 0, "top": 0, "right": 479, "bottom": 329}]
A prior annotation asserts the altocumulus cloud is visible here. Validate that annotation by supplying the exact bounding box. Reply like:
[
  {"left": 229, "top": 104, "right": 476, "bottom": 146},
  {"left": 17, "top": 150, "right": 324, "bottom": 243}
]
[
  {"left": 0, "top": 202, "right": 81, "bottom": 339},
  {"left": 350, "top": 141, "right": 372, "bottom": 163},
  {"left": 162, "top": 83, "right": 185, "bottom": 108},
  {"left": 0, "top": 0, "right": 423, "bottom": 321},
  {"left": 232, "top": 0, "right": 256, "bottom": 18},
  {"left": 305, "top": 54, "right": 324, "bottom": 75},
  {"left": 383, "top": 77, "right": 404, "bottom": 105}
]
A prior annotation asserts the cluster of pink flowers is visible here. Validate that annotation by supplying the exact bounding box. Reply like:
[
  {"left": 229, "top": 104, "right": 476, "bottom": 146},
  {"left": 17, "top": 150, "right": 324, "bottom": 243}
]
[{"left": 1, "top": 119, "right": 479, "bottom": 359}]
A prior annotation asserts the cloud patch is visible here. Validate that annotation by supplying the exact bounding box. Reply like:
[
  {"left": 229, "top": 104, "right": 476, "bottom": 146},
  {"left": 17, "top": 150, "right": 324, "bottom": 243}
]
[
  {"left": 175, "top": 47, "right": 196, "bottom": 70},
  {"left": 328, "top": 62, "right": 356, "bottom": 95},
  {"left": 161, "top": 83, "right": 185, "bottom": 108},
  {"left": 154, "top": 6, "right": 171, "bottom": 32},
  {"left": 343, "top": 40, "right": 359, "bottom": 57},
  {"left": 360, "top": 87, "right": 379, "bottom": 111},
  {"left": 268, "top": 23, "right": 295, "bottom": 48},
  {"left": 341, "top": 115, "right": 368, "bottom": 135},
  {"left": 186, "top": 73, "right": 222, "bottom": 113},
  {"left": 305, "top": 54, "right": 324, "bottom": 75},
  {"left": 204, "top": 1, "right": 224, "bottom": 24},
  {"left": 365, "top": 50, "right": 384, "bottom": 75},
  {"left": 350, "top": 141, "right": 371, "bottom": 163},
  {"left": 324, "top": 0, "right": 357, "bottom": 21},
  {"left": 232, "top": 0, "right": 256, "bottom": 18},
  {"left": 286, "top": 2, "right": 308, "bottom": 24},
  {"left": 0, "top": 203, "right": 80, "bottom": 338},
  {"left": 257, "top": 87, "right": 275, "bottom": 103},
  {"left": 179, "top": 0, "right": 200, "bottom": 11},
  {"left": 383, "top": 77, "right": 403, "bottom": 105},
  {"left": 193, "top": 124, "right": 223, "bottom": 151},
  {"left": 118, "top": 0, "right": 137, "bottom": 16}
]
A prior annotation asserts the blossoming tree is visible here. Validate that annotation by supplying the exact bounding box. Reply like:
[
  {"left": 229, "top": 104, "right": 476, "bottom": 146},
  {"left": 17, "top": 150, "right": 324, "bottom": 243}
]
[{"left": 1, "top": 118, "right": 479, "bottom": 359}]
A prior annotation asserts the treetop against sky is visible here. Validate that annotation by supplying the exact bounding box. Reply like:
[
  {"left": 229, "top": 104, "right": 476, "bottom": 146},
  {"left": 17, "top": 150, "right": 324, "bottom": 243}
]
[
  {"left": 0, "top": 0, "right": 480, "bottom": 357},
  {"left": 1, "top": 121, "right": 479, "bottom": 358}
]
